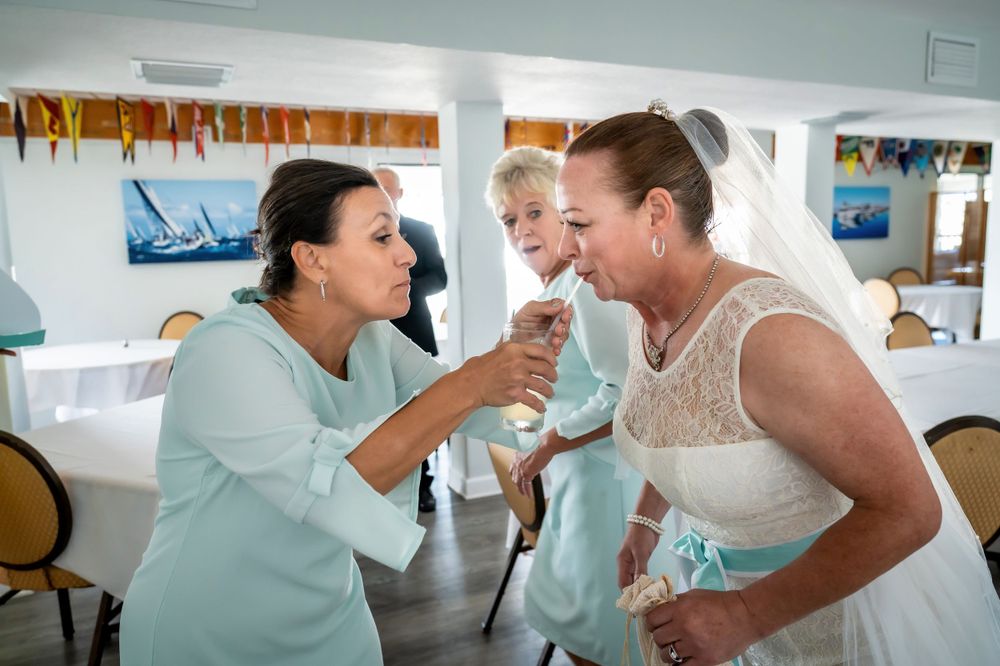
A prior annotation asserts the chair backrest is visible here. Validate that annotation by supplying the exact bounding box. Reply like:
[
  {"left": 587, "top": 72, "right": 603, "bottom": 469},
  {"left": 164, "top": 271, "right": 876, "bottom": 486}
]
[
  {"left": 862, "top": 278, "right": 900, "bottom": 318},
  {"left": 925, "top": 416, "right": 1000, "bottom": 549},
  {"left": 0, "top": 430, "right": 73, "bottom": 571},
  {"left": 486, "top": 443, "right": 545, "bottom": 535},
  {"left": 887, "top": 311, "right": 934, "bottom": 350},
  {"left": 887, "top": 267, "right": 924, "bottom": 286},
  {"left": 159, "top": 311, "right": 204, "bottom": 340}
]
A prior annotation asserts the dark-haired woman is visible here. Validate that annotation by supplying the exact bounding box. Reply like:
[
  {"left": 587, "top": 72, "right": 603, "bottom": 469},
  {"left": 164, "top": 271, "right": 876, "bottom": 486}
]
[
  {"left": 556, "top": 104, "right": 1000, "bottom": 665},
  {"left": 120, "top": 160, "right": 571, "bottom": 665}
]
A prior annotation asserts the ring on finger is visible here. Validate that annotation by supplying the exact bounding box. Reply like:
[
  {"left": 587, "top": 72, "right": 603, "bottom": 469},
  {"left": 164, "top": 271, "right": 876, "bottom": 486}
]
[{"left": 667, "top": 642, "right": 685, "bottom": 664}]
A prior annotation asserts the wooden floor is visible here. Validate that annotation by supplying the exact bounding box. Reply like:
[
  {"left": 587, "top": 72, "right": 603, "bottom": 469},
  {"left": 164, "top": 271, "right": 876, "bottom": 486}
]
[{"left": 0, "top": 452, "right": 573, "bottom": 666}]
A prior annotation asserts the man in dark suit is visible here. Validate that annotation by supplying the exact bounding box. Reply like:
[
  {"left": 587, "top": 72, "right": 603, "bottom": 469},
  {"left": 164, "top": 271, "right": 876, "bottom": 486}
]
[{"left": 374, "top": 167, "right": 447, "bottom": 512}]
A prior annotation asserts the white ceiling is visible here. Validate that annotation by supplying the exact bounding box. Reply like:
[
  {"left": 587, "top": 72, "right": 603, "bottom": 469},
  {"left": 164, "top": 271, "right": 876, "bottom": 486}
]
[{"left": 1, "top": 4, "right": 998, "bottom": 141}]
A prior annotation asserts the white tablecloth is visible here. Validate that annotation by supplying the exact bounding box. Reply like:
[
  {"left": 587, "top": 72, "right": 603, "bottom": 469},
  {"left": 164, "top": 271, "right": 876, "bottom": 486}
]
[
  {"left": 896, "top": 285, "right": 983, "bottom": 342},
  {"left": 22, "top": 396, "right": 163, "bottom": 600},
  {"left": 21, "top": 339, "right": 178, "bottom": 427},
  {"left": 890, "top": 339, "right": 1000, "bottom": 431}
]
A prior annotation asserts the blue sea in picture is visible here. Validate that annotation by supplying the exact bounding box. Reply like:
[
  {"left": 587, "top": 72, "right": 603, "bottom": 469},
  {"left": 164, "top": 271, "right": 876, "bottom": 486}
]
[
  {"left": 122, "top": 179, "right": 257, "bottom": 264},
  {"left": 832, "top": 186, "right": 890, "bottom": 240}
]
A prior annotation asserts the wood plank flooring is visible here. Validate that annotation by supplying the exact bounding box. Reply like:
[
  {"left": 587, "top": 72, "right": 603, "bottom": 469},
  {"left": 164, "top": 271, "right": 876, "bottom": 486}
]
[{"left": 0, "top": 452, "right": 572, "bottom": 665}]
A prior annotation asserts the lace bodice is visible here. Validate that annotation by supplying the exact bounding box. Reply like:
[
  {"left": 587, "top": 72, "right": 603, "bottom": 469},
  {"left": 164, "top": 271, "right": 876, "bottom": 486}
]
[
  {"left": 615, "top": 279, "right": 855, "bottom": 664},
  {"left": 616, "top": 278, "right": 852, "bottom": 547}
]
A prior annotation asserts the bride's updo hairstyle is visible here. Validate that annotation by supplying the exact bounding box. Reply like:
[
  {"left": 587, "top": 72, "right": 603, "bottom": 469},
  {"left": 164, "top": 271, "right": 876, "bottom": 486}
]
[{"left": 565, "top": 106, "right": 728, "bottom": 241}]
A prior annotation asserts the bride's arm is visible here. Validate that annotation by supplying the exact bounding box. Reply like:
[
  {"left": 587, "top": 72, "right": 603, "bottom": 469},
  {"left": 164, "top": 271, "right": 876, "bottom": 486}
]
[
  {"left": 736, "top": 314, "right": 939, "bottom": 638},
  {"left": 618, "top": 480, "right": 671, "bottom": 588},
  {"left": 643, "top": 313, "right": 940, "bottom": 665}
]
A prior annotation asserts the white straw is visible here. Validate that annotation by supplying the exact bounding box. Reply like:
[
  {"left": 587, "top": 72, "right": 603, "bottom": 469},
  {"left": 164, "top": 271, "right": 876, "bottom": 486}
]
[{"left": 545, "top": 275, "right": 585, "bottom": 340}]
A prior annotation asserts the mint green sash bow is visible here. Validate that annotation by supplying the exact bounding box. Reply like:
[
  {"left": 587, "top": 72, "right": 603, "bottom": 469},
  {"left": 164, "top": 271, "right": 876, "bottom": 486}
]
[{"left": 670, "top": 526, "right": 826, "bottom": 665}]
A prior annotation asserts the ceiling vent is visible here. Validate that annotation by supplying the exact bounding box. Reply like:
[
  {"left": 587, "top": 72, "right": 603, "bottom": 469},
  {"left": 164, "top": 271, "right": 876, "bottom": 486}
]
[
  {"left": 926, "top": 32, "right": 978, "bottom": 87},
  {"left": 131, "top": 59, "right": 235, "bottom": 87}
]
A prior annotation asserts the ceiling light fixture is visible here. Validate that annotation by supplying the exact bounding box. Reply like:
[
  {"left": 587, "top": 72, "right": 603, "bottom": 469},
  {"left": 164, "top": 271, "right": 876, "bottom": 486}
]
[{"left": 131, "top": 59, "right": 235, "bottom": 87}]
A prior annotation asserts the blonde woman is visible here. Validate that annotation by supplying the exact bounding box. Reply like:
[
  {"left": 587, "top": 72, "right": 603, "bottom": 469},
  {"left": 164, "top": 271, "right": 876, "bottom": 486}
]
[{"left": 486, "top": 147, "right": 672, "bottom": 665}]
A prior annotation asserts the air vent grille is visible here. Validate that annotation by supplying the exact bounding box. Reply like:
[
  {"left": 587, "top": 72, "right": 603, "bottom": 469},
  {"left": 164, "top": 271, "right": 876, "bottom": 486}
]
[{"left": 927, "top": 32, "right": 978, "bottom": 87}]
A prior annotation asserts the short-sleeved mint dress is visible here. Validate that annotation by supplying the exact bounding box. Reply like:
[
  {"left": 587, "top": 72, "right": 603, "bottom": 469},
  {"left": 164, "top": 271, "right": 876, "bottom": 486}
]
[{"left": 120, "top": 288, "right": 511, "bottom": 665}]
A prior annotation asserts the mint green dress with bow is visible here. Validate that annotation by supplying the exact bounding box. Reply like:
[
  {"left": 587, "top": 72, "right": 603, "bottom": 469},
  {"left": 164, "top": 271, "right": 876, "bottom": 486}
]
[{"left": 120, "top": 288, "right": 511, "bottom": 665}]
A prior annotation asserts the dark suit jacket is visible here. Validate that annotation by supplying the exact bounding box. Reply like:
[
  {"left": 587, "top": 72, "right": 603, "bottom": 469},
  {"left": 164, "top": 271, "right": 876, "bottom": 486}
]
[{"left": 391, "top": 216, "right": 447, "bottom": 356}]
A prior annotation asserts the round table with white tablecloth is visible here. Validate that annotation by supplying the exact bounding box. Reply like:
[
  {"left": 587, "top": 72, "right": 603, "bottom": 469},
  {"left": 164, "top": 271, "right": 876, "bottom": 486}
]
[
  {"left": 21, "top": 339, "right": 179, "bottom": 428},
  {"left": 896, "top": 284, "right": 983, "bottom": 342}
]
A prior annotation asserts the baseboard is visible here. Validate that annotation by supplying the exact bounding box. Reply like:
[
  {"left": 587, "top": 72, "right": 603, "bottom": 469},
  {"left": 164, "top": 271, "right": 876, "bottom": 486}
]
[{"left": 447, "top": 472, "right": 501, "bottom": 500}]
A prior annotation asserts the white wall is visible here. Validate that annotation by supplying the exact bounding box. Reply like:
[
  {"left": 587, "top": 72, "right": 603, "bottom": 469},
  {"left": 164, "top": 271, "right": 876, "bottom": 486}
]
[
  {"left": 0, "top": 136, "right": 438, "bottom": 344},
  {"left": 833, "top": 164, "right": 936, "bottom": 281}
]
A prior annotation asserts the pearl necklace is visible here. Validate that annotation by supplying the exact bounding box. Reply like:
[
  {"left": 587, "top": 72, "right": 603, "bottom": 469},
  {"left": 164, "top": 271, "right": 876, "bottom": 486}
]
[{"left": 644, "top": 254, "right": 720, "bottom": 371}]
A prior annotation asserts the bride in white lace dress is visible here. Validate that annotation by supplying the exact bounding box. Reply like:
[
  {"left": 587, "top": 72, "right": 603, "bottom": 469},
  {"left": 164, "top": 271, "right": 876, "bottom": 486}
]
[{"left": 554, "top": 103, "right": 1000, "bottom": 665}]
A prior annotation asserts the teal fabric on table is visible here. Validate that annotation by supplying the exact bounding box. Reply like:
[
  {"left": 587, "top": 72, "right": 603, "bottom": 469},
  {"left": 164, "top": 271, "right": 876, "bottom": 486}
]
[
  {"left": 120, "top": 288, "right": 514, "bottom": 665},
  {"left": 519, "top": 269, "right": 677, "bottom": 666}
]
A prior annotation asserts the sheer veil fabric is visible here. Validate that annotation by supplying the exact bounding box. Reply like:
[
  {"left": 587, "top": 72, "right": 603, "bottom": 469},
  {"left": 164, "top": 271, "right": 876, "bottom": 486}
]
[{"left": 671, "top": 105, "right": 1000, "bottom": 664}]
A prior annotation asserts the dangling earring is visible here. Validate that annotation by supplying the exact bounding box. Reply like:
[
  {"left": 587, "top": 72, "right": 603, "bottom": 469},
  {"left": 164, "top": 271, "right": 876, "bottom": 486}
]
[
  {"left": 319, "top": 279, "right": 327, "bottom": 302},
  {"left": 651, "top": 235, "right": 665, "bottom": 258}
]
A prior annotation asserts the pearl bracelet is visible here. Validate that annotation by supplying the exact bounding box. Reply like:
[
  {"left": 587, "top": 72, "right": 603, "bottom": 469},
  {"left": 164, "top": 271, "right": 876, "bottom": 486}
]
[{"left": 626, "top": 513, "right": 664, "bottom": 536}]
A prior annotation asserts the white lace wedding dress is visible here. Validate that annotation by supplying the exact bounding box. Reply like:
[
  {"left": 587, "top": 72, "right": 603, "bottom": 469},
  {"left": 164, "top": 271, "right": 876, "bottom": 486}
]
[{"left": 615, "top": 277, "right": 862, "bottom": 665}]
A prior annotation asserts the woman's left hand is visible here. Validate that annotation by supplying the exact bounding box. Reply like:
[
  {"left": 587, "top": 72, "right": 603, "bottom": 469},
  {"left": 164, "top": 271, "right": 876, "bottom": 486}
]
[
  {"left": 511, "top": 299, "right": 573, "bottom": 356},
  {"left": 645, "top": 589, "right": 761, "bottom": 666},
  {"left": 509, "top": 445, "right": 553, "bottom": 496}
]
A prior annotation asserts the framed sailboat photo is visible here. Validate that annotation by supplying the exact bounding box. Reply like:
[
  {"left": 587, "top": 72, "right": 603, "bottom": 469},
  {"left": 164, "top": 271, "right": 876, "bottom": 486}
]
[{"left": 121, "top": 179, "right": 258, "bottom": 264}]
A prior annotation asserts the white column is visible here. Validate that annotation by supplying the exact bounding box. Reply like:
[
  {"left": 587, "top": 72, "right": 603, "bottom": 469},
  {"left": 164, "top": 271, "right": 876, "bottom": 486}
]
[
  {"left": 981, "top": 144, "right": 1000, "bottom": 340},
  {"left": 774, "top": 121, "right": 836, "bottom": 223},
  {"left": 438, "top": 101, "right": 508, "bottom": 498}
]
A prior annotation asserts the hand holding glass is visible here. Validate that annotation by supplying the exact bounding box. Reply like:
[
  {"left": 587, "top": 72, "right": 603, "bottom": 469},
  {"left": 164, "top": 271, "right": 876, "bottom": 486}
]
[{"left": 500, "top": 322, "right": 552, "bottom": 432}]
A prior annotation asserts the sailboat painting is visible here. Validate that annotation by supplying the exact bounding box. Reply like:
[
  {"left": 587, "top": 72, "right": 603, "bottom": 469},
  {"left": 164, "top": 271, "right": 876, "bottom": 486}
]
[{"left": 121, "top": 179, "right": 257, "bottom": 264}]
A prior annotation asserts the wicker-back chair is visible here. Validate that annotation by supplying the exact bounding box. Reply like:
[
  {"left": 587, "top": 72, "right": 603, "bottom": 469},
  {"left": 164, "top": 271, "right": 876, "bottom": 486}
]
[
  {"left": 887, "top": 267, "right": 924, "bottom": 286},
  {"left": 0, "top": 429, "right": 119, "bottom": 665},
  {"left": 925, "top": 416, "right": 1000, "bottom": 563},
  {"left": 887, "top": 311, "right": 935, "bottom": 350},
  {"left": 480, "top": 443, "right": 554, "bottom": 664},
  {"left": 158, "top": 310, "right": 204, "bottom": 340}
]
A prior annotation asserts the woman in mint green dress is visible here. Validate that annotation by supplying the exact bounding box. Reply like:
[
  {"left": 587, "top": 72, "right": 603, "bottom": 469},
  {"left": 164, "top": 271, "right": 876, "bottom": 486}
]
[
  {"left": 120, "top": 160, "right": 571, "bottom": 665},
  {"left": 486, "top": 148, "right": 676, "bottom": 666}
]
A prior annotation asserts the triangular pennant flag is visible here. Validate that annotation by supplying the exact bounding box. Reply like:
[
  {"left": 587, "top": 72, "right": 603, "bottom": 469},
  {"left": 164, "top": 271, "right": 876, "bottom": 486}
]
[
  {"left": 840, "top": 136, "right": 860, "bottom": 176},
  {"left": 913, "top": 140, "right": 931, "bottom": 177},
  {"left": 140, "top": 99, "right": 156, "bottom": 154},
  {"left": 303, "top": 108, "right": 311, "bottom": 158},
  {"left": 973, "top": 144, "right": 992, "bottom": 174},
  {"left": 164, "top": 98, "right": 178, "bottom": 162},
  {"left": 61, "top": 94, "right": 83, "bottom": 163},
  {"left": 261, "top": 106, "right": 270, "bottom": 165},
  {"left": 11, "top": 96, "right": 27, "bottom": 161},
  {"left": 858, "top": 137, "right": 879, "bottom": 176},
  {"left": 192, "top": 101, "right": 205, "bottom": 161},
  {"left": 280, "top": 105, "right": 290, "bottom": 158},
  {"left": 37, "top": 94, "right": 62, "bottom": 163},
  {"left": 420, "top": 113, "right": 428, "bottom": 166},
  {"left": 116, "top": 97, "right": 135, "bottom": 164},
  {"left": 931, "top": 140, "right": 947, "bottom": 176},
  {"left": 946, "top": 141, "right": 967, "bottom": 175},
  {"left": 897, "top": 139, "right": 912, "bottom": 176},
  {"left": 239, "top": 105, "right": 247, "bottom": 156},
  {"left": 564, "top": 121, "right": 573, "bottom": 149},
  {"left": 879, "top": 138, "right": 897, "bottom": 169},
  {"left": 214, "top": 103, "right": 225, "bottom": 148}
]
